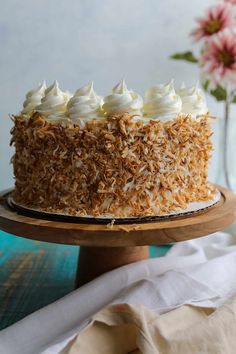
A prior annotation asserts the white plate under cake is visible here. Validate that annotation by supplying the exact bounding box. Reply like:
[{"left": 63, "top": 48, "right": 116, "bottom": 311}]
[{"left": 8, "top": 191, "right": 221, "bottom": 223}]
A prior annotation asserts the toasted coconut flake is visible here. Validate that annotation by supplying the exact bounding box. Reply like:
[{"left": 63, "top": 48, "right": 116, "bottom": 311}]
[
  {"left": 11, "top": 112, "right": 216, "bottom": 217},
  {"left": 106, "top": 219, "right": 115, "bottom": 229}
]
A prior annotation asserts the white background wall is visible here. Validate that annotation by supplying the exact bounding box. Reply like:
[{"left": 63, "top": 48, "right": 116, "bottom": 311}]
[{"left": 0, "top": 0, "right": 224, "bottom": 190}]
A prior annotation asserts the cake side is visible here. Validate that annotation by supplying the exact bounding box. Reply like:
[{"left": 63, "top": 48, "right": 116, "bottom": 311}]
[{"left": 11, "top": 112, "right": 216, "bottom": 217}]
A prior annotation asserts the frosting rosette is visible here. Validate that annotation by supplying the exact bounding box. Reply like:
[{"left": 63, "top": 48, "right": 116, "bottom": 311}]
[
  {"left": 103, "top": 80, "right": 143, "bottom": 116},
  {"left": 20, "top": 80, "right": 210, "bottom": 124},
  {"left": 22, "top": 82, "right": 46, "bottom": 115},
  {"left": 177, "top": 83, "right": 208, "bottom": 116},
  {"left": 67, "top": 82, "right": 104, "bottom": 124},
  {"left": 144, "top": 81, "right": 182, "bottom": 120},
  {"left": 36, "top": 81, "right": 71, "bottom": 122}
]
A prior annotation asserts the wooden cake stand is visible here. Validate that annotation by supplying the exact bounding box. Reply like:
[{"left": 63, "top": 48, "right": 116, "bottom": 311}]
[{"left": 0, "top": 185, "right": 236, "bottom": 287}]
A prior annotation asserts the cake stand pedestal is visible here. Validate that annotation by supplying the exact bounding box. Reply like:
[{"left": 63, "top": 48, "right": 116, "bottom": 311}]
[{"left": 1, "top": 185, "right": 236, "bottom": 287}]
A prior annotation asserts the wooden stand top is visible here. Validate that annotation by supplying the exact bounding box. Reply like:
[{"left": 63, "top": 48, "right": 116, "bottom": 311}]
[{"left": 0, "top": 185, "right": 236, "bottom": 247}]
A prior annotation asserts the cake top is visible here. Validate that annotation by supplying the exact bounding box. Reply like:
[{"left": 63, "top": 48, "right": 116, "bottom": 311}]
[{"left": 20, "top": 79, "right": 208, "bottom": 125}]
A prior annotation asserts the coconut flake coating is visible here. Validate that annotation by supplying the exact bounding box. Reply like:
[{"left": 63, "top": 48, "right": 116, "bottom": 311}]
[{"left": 11, "top": 112, "right": 216, "bottom": 217}]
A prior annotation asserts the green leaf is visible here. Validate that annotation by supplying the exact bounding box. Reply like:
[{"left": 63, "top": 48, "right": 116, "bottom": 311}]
[
  {"left": 202, "top": 81, "right": 228, "bottom": 102},
  {"left": 170, "top": 51, "right": 198, "bottom": 63},
  {"left": 210, "top": 86, "right": 227, "bottom": 101},
  {"left": 202, "top": 80, "right": 210, "bottom": 92},
  {"left": 202, "top": 80, "right": 227, "bottom": 103},
  {"left": 232, "top": 96, "right": 236, "bottom": 104}
]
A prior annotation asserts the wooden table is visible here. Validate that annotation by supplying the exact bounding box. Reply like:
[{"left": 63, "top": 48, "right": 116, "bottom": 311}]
[{"left": 0, "top": 231, "right": 170, "bottom": 330}]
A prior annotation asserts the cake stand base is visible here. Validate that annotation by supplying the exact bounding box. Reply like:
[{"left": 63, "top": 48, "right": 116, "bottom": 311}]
[
  {"left": 76, "top": 246, "right": 149, "bottom": 287},
  {"left": 1, "top": 185, "right": 236, "bottom": 287}
]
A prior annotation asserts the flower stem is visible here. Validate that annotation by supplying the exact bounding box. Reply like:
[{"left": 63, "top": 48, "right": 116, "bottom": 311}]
[{"left": 223, "top": 91, "right": 231, "bottom": 189}]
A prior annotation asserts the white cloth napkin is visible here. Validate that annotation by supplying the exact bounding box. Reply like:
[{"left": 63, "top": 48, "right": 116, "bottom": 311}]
[{"left": 1, "top": 230, "right": 236, "bottom": 354}]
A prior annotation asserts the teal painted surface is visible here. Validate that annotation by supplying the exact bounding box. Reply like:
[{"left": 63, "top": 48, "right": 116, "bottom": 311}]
[
  {"left": 149, "top": 244, "right": 171, "bottom": 257},
  {"left": 0, "top": 230, "right": 171, "bottom": 330},
  {"left": 0, "top": 231, "right": 78, "bottom": 330}
]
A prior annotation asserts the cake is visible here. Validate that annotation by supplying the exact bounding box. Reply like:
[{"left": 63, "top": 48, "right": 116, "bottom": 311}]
[{"left": 11, "top": 79, "right": 216, "bottom": 218}]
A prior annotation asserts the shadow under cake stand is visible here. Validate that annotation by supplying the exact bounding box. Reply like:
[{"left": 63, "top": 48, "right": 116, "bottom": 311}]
[{"left": 0, "top": 185, "right": 236, "bottom": 287}]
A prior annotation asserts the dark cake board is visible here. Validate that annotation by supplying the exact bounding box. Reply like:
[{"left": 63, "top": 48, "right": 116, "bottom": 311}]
[
  {"left": 7, "top": 191, "right": 221, "bottom": 224},
  {"left": 0, "top": 184, "right": 236, "bottom": 287}
]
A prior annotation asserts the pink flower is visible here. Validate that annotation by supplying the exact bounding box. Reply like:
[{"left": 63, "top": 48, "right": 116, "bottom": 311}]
[
  {"left": 224, "top": 0, "right": 236, "bottom": 4},
  {"left": 200, "top": 29, "right": 236, "bottom": 87},
  {"left": 191, "top": 3, "right": 235, "bottom": 41}
]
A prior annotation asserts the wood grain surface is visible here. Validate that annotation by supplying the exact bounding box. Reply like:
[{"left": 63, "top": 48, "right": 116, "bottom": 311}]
[
  {"left": 0, "top": 231, "right": 78, "bottom": 330},
  {"left": 0, "top": 185, "right": 236, "bottom": 247},
  {"left": 76, "top": 246, "right": 150, "bottom": 287},
  {"left": 0, "top": 231, "right": 170, "bottom": 330}
]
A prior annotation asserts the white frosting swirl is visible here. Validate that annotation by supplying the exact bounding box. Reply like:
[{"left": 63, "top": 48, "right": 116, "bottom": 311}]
[
  {"left": 143, "top": 81, "right": 182, "bottom": 120},
  {"left": 36, "top": 81, "right": 71, "bottom": 122},
  {"left": 22, "top": 82, "right": 46, "bottom": 115},
  {"left": 21, "top": 80, "right": 209, "bottom": 124},
  {"left": 102, "top": 80, "right": 143, "bottom": 116},
  {"left": 177, "top": 83, "right": 208, "bottom": 116},
  {"left": 67, "top": 82, "right": 103, "bottom": 123}
]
